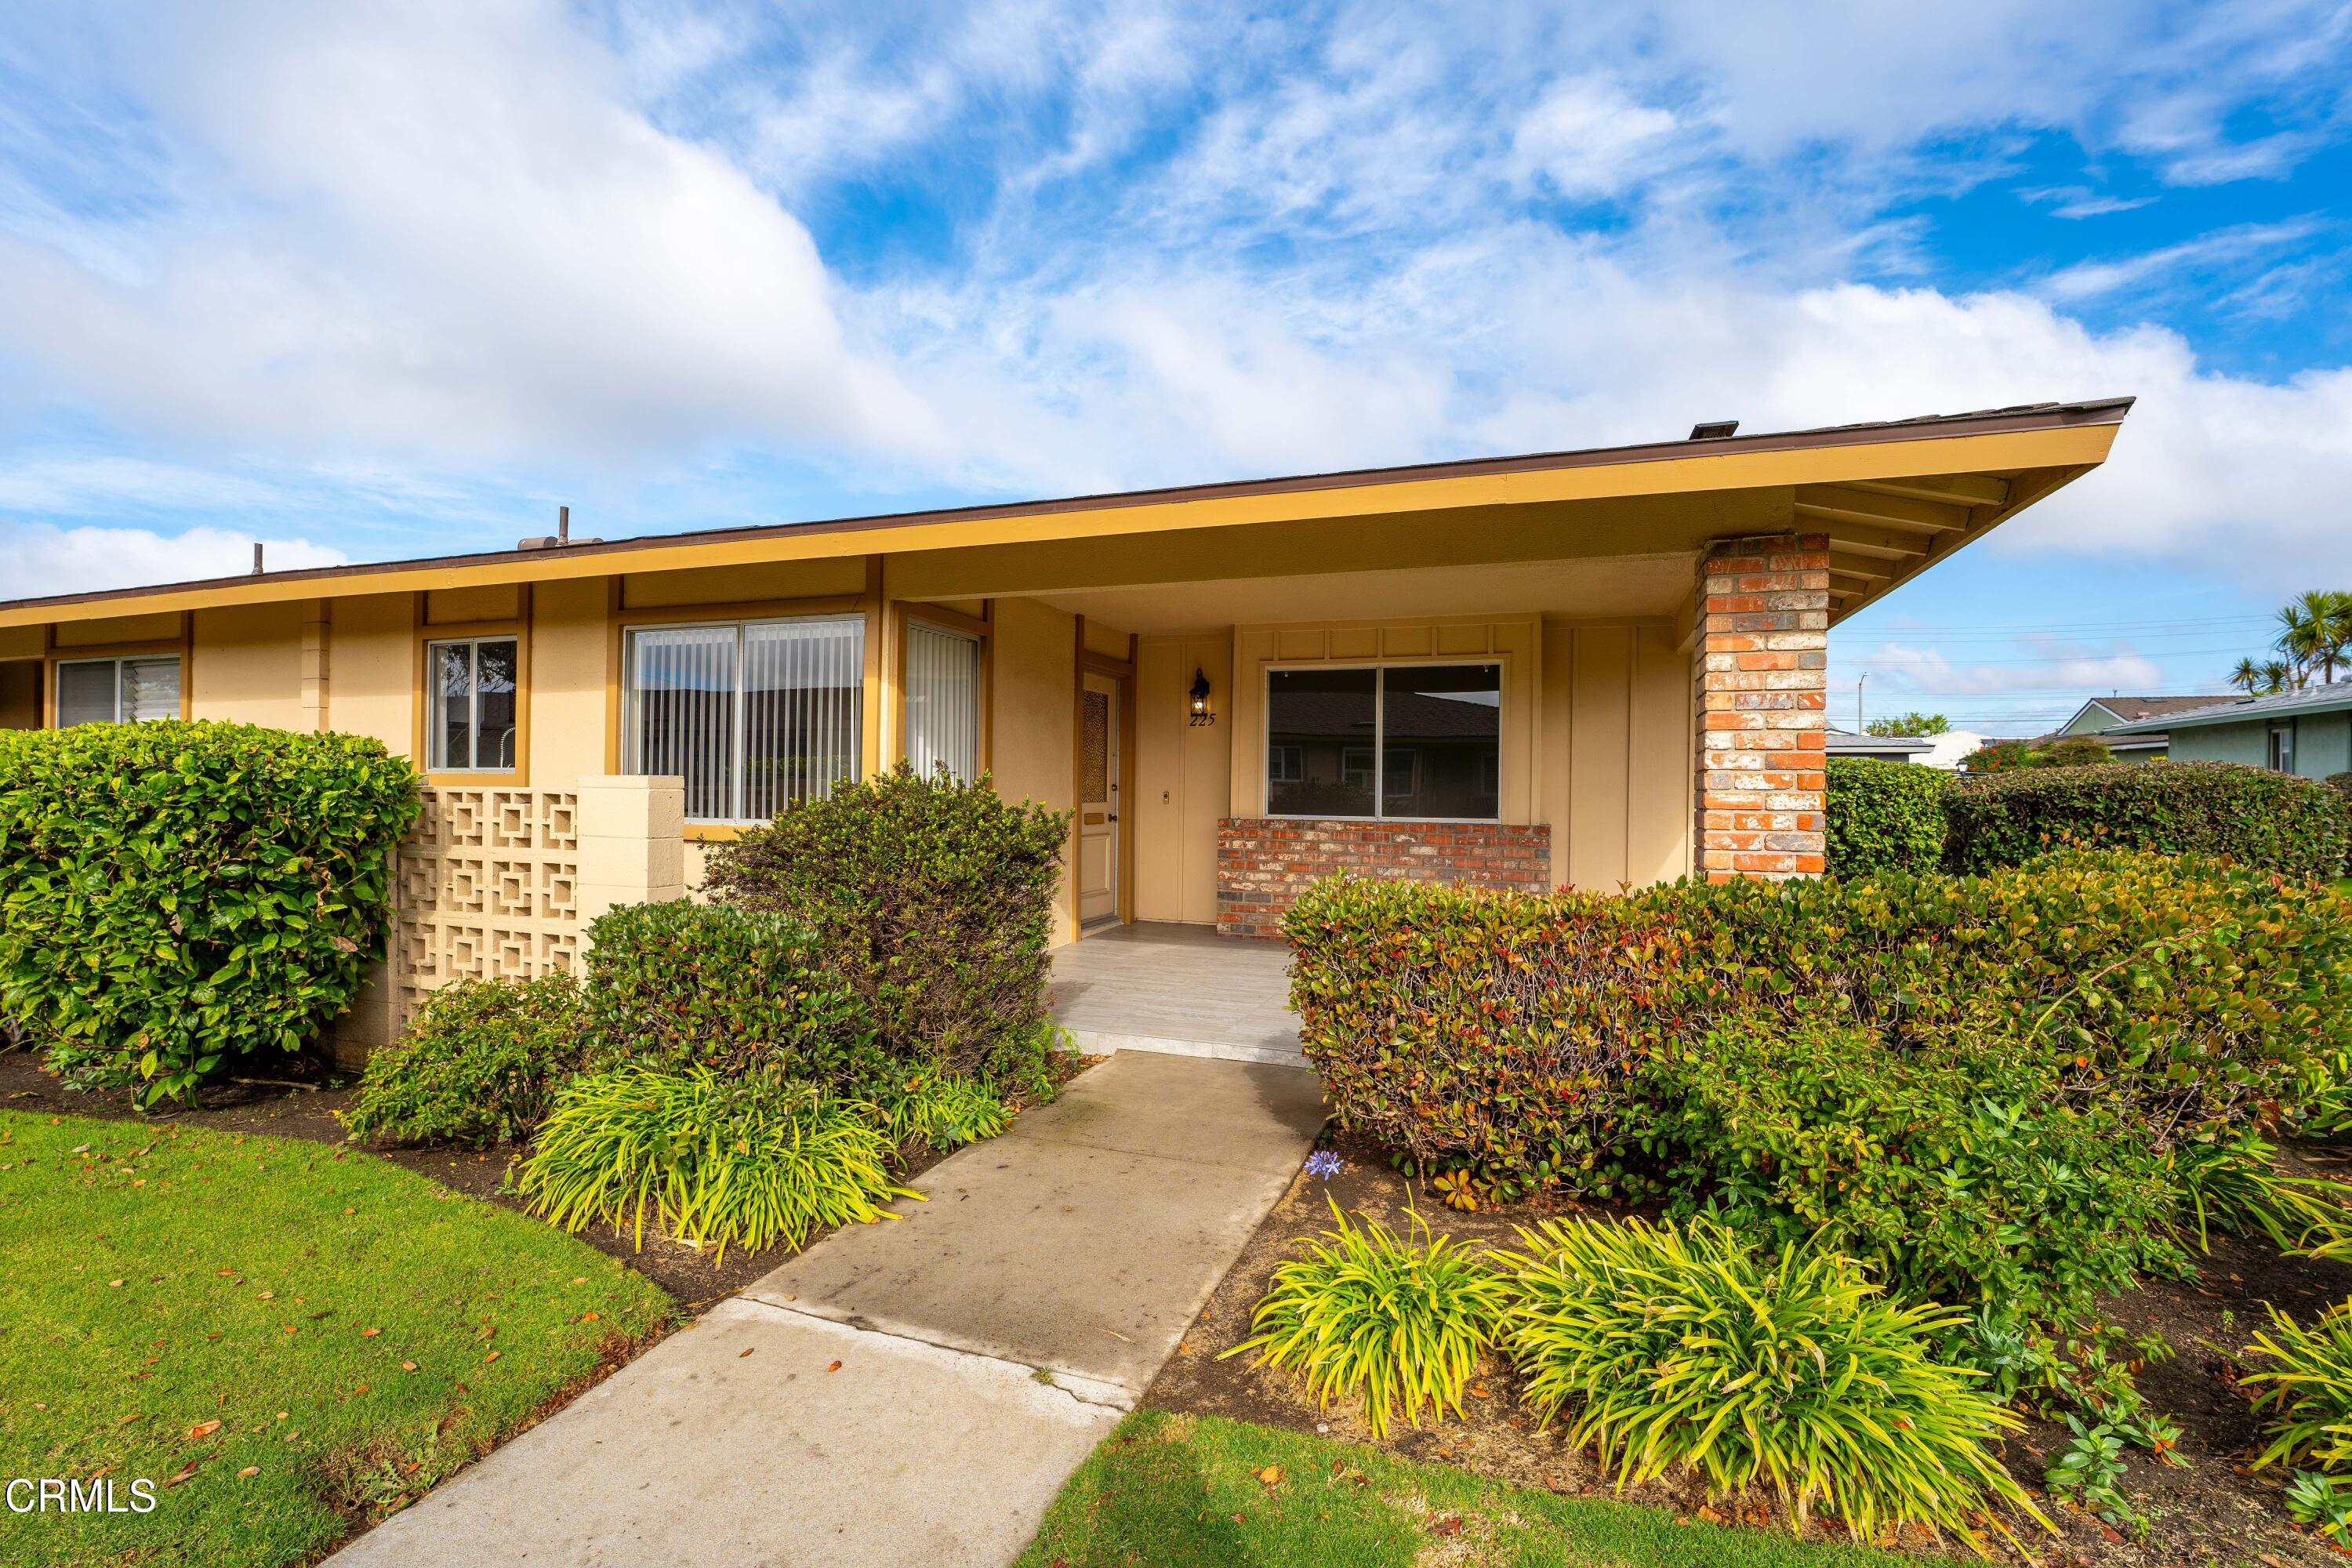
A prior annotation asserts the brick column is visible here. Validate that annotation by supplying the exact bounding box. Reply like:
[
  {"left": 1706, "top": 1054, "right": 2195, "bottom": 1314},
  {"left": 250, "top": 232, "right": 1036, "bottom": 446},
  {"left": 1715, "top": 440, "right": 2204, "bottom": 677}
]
[{"left": 1693, "top": 534, "right": 1828, "bottom": 881}]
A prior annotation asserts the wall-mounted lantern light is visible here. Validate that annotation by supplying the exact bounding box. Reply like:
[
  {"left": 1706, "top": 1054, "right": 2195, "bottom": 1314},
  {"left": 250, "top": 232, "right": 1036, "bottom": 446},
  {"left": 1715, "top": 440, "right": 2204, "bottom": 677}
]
[{"left": 1189, "top": 668, "right": 1214, "bottom": 726}]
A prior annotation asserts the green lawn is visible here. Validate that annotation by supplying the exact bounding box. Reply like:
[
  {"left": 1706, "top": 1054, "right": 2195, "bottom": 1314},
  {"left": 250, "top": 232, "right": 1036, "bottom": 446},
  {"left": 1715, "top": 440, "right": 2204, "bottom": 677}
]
[
  {"left": 0, "top": 1110, "right": 671, "bottom": 1568},
  {"left": 1017, "top": 1410, "right": 1920, "bottom": 1568}
]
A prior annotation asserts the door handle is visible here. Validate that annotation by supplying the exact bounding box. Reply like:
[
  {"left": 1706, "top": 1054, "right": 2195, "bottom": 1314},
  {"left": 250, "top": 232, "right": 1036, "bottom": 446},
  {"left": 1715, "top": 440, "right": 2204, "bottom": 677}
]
[{"left": 1107, "top": 814, "right": 1119, "bottom": 822}]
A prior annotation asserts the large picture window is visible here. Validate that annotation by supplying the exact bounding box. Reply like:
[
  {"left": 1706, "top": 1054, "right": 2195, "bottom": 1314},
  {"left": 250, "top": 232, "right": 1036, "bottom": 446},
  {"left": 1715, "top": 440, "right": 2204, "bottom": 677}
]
[
  {"left": 55, "top": 655, "right": 180, "bottom": 727},
  {"left": 426, "top": 637, "right": 518, "bottom": 772},
  {"left": 624, "top": 617, "right": 864, "bottom": 823},
  {"left": 904, "top": 620, "right": 981, "bottom": 782},
  {"left": 1265, "top": 662, "right": 1501, "bottom": 821}
]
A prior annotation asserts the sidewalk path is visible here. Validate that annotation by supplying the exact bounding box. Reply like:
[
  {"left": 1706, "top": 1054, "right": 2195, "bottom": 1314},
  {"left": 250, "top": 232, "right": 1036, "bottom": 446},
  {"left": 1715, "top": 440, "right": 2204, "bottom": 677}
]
[{"left": 328, "top": 1051, "right": 1325, "bottom": 1568}]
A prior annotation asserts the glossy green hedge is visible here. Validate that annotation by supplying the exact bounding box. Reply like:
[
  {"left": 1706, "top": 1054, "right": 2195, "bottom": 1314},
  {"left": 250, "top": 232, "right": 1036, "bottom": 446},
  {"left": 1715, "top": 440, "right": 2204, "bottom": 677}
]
[
  {"left": 1287, "top": 850, "right": 2352, "bottom": 1182},
  {"left": 1824, "top": 756, "right": 1949, "bottom": 877},
  {"left": 1944, "top": 760, "right": 2350, "bottom": 878},
  {"left": 582, "top": 899, "right": 874, "bottom": 1084},
  {"left": 0, "top": 720, "right": 418, "bottom": 1105},
  {"left": 702, "top": 764, "right": 1072, "bottom": 1081},
  {"left": 1642, "top": 1014, "right": 2187, "bottom": 1329}
]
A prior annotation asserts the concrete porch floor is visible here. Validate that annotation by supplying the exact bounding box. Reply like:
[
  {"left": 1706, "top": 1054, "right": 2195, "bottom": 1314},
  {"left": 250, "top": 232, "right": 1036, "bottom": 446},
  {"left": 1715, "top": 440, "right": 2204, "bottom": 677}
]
[{"left": 1048, "top": 920, "right": 1302, "bottom": 1066}]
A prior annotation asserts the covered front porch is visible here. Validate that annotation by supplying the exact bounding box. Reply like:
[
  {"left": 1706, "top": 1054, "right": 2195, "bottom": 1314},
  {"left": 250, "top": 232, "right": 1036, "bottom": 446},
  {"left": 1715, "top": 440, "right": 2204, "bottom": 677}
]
[{"left": 1048, "top": 920, "right": 1303, "bottom": 1067}]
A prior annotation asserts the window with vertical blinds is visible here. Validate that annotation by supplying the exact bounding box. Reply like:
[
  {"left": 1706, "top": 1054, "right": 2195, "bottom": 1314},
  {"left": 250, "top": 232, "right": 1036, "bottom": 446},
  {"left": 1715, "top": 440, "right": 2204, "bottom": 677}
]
[
  {"left": 904, "top": 621, "right": 981, "bottom": 782},
  {"left": 54, "top": 655, "right": 180, "bottom": 727},
  {"left": 623, "top": 617, "right": 864, "bottom": 823}
]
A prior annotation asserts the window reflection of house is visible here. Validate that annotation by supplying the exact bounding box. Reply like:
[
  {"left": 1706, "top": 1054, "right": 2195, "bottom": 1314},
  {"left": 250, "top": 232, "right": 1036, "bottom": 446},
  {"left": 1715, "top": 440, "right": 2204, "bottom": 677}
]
[{"left": 1267, "top": 663, "right": 1500, "bottom": 821}]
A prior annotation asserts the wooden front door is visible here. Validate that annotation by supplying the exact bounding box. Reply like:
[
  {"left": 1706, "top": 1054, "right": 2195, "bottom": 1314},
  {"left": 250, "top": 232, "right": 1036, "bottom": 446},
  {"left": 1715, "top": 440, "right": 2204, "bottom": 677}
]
[{"left": 1078, "top": 670, "right": 1121, "bottom": 924}]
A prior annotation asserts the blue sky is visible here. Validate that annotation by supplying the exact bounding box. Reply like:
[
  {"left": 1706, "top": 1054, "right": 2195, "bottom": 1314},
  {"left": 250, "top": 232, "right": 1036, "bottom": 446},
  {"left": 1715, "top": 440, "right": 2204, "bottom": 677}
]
[{"left": 2, "top": 0, "right": 2350, "bottom": 734}]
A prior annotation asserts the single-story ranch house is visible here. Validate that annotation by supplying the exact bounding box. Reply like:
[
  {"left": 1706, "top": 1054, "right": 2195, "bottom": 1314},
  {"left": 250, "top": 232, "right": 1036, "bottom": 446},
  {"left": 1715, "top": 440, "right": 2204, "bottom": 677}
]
[
  {"left": 0, "top": 399, "right": 2130, "bottom": 1051},
  {"left": 2103, "top": 683, "right": 2352, "bottom": 778}
]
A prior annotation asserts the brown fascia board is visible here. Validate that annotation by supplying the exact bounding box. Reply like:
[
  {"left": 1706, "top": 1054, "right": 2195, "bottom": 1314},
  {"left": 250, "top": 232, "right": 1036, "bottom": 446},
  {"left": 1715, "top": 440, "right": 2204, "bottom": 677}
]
[{"left": 0, "top": 397, "right": 2134, "bottom": 618}]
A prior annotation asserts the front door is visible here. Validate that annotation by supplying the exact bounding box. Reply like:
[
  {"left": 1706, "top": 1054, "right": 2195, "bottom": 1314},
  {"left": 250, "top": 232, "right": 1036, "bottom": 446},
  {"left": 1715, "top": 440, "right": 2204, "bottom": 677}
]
[{"left": 1078, "top": 670, "right": 1121, "bottom": 924}]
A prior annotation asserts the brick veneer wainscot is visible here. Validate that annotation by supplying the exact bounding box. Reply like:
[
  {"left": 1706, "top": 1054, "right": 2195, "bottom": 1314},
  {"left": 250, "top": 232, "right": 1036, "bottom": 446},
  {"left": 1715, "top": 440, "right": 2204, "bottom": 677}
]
[
  {"left": 1692, "top": 532, "right": 1830, "bottom": 881},
  {"left": 1215, "top": 818, "right": 1554, "bottom": 938}
]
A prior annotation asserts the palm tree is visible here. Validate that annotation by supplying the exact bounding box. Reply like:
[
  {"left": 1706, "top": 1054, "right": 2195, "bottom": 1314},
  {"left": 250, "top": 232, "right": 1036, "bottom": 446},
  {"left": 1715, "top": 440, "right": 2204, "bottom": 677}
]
[
  {"left": 2278, "top": 598, "right": 2325, "bottom": 686},
  {"left": 2230, "top": 655, "right": 2263, "bottom": 695},
  {"left": 2259, "top": 659, "right": 2299, "bottom": 695},
  {"left": 2318, "top": 589, "right": 2352, "bottom": 684}
]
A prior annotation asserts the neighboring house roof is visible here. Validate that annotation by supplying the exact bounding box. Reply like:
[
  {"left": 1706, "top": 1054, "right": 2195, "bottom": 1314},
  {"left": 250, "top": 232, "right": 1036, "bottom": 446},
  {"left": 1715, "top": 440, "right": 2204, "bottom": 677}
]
[
  {"left": 2105, "top": 684, "right": 2352, "bottom": 735},
  {"left": 1824, "top": 725, "right": 1933, "bottom": 757},
  {"left": 2061, "top": 695, "right": 2229, "bottom": 731},
  {"left": 2102, "top": 731, "right": 2169, "bottom": 751},
  {"left": 1272, "top": 689, "right": 1501, "bottom": 740},
  {"left": 0, "top": 397, "right": 2134, "bottom": 633}
]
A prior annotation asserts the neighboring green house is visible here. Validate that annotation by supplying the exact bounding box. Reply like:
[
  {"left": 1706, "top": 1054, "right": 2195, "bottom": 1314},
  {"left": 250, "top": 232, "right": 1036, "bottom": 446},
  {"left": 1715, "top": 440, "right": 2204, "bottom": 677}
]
[
  {"left": 2052, "top": 695, "right": 2231, "bottom": 763},
  {"left": 2103, "top": 686, "right": 2352, "bottom": 779}
]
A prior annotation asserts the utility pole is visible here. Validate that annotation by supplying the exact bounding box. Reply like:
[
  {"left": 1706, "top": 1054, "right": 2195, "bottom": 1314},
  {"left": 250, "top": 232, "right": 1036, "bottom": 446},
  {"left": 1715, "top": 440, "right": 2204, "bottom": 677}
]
[{"left": 1856, "top": 673, "right": 1867, "bottom": 735}]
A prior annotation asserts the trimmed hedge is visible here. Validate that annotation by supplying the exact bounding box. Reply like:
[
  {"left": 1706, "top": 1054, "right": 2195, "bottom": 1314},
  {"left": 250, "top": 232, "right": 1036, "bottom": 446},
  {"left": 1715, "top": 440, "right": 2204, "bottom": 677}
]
[
  {"left": 0, "top": 720, "right": 418, "bottom": 1105},
  {"left": 1824, "top": 757, "right": 1949, "bottom": 877},
  {"left": 1287, "top": 850, "right": 2352, "bottom": 1182},
  {"left": 2329, "top": 770, "right": 2352, "bottom": 816},
  {"left": 1944, "top": 760, "right": 2349, "bottom": 879},
  {"left": 702, "top": 764, "right": 1071, "bottom": 1081},
  {"left": 341, "top": 974, "right": 588, "bottom": 1146},
  {"left": 582, "top": 901, "right": 873, "bottom": 1084},
  {"left": 1283, "top": 874, "right": 1699, "bottom": 1188}
]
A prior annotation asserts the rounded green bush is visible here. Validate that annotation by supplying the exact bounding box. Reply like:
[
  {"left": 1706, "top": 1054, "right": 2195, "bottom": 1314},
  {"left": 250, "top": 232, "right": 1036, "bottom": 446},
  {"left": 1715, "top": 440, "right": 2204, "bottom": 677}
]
[
  {"left": 1943, "top": 760, "right": 2349, "bottom": 879},
  {"left": 702, "top": 764, "right": 1072, "bottom": 1082},
  {"left": 1222, "top": 1198, "right": 1515, "bottom": 1437},
  {"left": 0, "top": 720, "right": 419, "bottom": 1105},
  {"left": 1493, "top": 1216, "right": 2040, "bottom": 1548},
  {"left": 1824, "top": 756, "right": 1949, "bottom": 877},
  {"left": 341, "top": 973, "right": 588, "bottom": 1147}
]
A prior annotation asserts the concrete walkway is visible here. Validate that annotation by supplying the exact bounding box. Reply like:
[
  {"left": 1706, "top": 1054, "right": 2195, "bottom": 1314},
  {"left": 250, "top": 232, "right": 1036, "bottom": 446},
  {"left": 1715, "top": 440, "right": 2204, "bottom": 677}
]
[
  {"left": 328, "top": 1051, "right": 1325, "bottom": 1568},
  {"left": 1050, "top": 922, "right": 1302, "bottom": 1066}
]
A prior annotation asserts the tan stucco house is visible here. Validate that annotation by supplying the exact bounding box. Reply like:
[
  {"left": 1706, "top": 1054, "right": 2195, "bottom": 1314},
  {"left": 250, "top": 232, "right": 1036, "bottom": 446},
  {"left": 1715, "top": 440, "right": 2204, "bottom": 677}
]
[{"left": 0, "top": 399, "right": 2130, "bottom": 1046}]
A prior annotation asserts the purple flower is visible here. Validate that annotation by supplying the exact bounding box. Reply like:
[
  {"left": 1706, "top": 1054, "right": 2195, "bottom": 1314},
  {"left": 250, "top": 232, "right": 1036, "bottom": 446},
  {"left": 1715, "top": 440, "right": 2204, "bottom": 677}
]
[{"left": 1304, "top": 1150, "right": 1343, "bottom": 1181}]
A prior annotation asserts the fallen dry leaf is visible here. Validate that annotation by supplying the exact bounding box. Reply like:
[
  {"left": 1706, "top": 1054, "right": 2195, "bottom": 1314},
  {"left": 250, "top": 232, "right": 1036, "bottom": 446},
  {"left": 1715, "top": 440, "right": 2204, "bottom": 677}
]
[
  {"left": 484, "top": 1351, "right": 500, "bottom": 1364},
  {"left": 1254, "top": 1465, "right": 1284, "bottom": 1488},
  {"left": 236, "top": 1466, "right": 259, "bottom": 1479},
  {"left": 186, "top": 1420, "right": 221, "bottom": 1441},
  {"left": 739, "top": 1347, "right": 756, "bottom": 1359},
  {"left": 401, "top": 1362, "right": 417, "bottom": 1372},
  {"left": 826, "top": 1360, "right": 843, "bottom": 1373}
]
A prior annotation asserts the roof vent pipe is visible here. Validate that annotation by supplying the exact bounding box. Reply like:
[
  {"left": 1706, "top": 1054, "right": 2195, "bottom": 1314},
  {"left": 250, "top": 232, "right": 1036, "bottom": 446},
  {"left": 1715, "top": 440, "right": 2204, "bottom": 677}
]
[{"left": 252, "top": 542, "right": 264, "bottom": 574}]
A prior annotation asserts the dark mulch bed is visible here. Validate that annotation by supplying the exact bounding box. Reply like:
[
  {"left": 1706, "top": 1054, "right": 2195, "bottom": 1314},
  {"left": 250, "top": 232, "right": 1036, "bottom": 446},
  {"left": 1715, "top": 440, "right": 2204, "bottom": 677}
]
[
  {"left": 1147, "top": 1128, "right": 2352, "bottom": 1566},
  {"left": 0, "top": 1044, "right": 1080, "bottom": 1310}
]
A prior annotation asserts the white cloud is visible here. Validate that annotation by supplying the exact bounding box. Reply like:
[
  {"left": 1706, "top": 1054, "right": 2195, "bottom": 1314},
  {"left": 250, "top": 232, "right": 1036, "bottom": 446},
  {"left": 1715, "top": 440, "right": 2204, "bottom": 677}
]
[
  {"left": 0, "top": 0, "right": 938, "bottom": 469},
  {"left": 1511, "top": 77, "right": 1681, "bottom": 198},
  {"left": 1866, "top": 641, "right": 2165, "bottom": 697},
  {"left": 2038, "top": 218, "right": 2323, "bottom": 301},
  {"left": 0, "top": 521, "right": 347, "bottom": 596}
]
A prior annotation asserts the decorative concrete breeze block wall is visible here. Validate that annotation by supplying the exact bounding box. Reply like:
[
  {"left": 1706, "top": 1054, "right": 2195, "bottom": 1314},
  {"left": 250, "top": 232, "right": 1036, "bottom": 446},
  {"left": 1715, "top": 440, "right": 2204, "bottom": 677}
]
[
  {"left": 1215, "top": 818, "right": 1554, "bottom": 938},
  {"left": 1693, "top": 534, "right": 1829, "bottom": 881},
  {"left": 329, "top": 775, "right": 684, "bottom": 1063}
]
